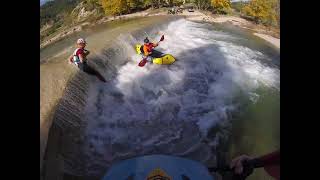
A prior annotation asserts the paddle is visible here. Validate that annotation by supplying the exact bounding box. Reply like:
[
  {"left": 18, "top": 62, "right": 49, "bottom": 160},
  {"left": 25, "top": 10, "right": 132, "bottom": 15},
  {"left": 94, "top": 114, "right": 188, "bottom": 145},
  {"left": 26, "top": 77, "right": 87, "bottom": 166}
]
[
  {"left": 138, "top": 59, "right": 147, "bottom": 67},
  {"left": 138, "top": 35, "right": 164, "bottom": 67},
  {"left": 159, "top": 35, "right": 164, "bottom": 42}
]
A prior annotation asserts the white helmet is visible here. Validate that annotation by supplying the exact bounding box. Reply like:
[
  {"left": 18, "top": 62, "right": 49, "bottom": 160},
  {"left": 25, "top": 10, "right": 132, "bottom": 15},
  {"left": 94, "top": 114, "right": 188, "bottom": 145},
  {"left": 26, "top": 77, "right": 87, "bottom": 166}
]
[{"left": 77, "top": 38, "right": 86, "bottom": 44}]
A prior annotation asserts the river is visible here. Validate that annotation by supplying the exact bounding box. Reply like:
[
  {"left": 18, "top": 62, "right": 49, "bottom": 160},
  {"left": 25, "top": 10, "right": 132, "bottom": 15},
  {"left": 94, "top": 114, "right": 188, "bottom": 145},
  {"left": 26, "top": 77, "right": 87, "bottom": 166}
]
[{"left": 41, "top": 16, "right": 279, "bottom": 179}]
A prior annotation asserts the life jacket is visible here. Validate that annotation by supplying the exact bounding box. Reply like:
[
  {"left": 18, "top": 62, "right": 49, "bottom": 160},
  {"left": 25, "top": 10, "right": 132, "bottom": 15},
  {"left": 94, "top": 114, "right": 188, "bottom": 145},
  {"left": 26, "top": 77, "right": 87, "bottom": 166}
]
[
  {"left": 143, "top": 43, "right": 155, "bottom": 56},
  {"left": 72, "top": 48, "right": 83, "bottom": 65}
]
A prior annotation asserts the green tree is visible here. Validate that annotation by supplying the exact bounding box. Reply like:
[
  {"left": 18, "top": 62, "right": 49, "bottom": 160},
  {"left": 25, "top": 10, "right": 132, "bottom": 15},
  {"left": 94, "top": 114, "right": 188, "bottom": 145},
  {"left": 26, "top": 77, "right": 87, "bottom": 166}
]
[
  {"left": 83, "top": 0, "right": 101, "bottom": 11},
  {"left": 143, "top": 0, "right": 156, "bottom": 8},
  {"left": 194, "top": 0, "right": 211, "bottom": 10},
  {"left": 275, "top": 0, "right": 280, "bottom": 27},
  {"left": 143, "top": 0, "right": 167, "bottom": 8},
  {"left": 155, "top": 0, "right": 166, "bottom": 8},
  {"left": 211, "top": 0, "right": 231, "bottom": 14},
  {"left": 40, "top": 0, "right": 81, "bottom": 28},
  {"left": 127, "top": 0, "right": 142, "bottom": 11},
  {"left": 231, "top": 1, "right": 245, "bottom": 12},
  {"left": 173, "top": 0, "right": 184, "bottom": 6},
  {"left": 168, "top": 0, "right": 184, "bottom": 6}
]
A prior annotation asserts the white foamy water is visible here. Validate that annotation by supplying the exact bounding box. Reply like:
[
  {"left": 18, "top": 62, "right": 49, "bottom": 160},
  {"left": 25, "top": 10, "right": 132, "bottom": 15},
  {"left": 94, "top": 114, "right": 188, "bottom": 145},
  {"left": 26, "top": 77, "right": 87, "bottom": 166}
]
[{"left": 81, "top": 19, "right": 279, "bottom": 176}]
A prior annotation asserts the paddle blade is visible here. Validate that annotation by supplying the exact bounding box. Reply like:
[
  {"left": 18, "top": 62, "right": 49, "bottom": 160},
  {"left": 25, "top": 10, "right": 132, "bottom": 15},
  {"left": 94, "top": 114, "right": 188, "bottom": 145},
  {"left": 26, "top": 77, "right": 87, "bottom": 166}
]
[
  {"left": 138, "top": 59, "right": 147, "bottom": 67},
  {"left": 160, "top": 35, "right": 164, "bottom": 41}
]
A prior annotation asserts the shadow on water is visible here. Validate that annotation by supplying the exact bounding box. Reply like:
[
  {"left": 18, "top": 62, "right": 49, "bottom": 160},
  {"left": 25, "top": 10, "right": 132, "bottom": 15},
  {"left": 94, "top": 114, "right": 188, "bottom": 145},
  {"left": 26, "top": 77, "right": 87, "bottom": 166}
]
[{"left": 78, "top": 62, "right": 107, "bottom": 82}]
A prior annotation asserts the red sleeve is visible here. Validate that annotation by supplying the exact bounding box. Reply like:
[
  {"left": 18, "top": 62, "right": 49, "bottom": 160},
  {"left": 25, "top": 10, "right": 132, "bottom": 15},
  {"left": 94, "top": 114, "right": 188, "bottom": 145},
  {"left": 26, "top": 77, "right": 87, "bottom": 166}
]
[{"left": 76, "top": 49, "right": 84, "bottom": 56}]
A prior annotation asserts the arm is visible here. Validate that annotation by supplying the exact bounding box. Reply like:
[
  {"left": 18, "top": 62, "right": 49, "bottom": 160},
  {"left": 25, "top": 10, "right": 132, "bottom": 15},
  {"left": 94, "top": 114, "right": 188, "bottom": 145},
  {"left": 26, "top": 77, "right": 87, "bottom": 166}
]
[
  {"left": 230, "top": 150, "right": 280, "bottom": 179},
  {"left": 230, "top": 155, "right": 254, "bottom": 174},
  {"left": 255, "top": 150, "right": 280, "bottom": 167},
  {"left": 255, "top": 150, "right": 280, "bottom": 180},
  {"left": 230, "top": 150, "right": 280, "bottom": 170},
  {"left": 84, "top": 49, "right": 90, "bottom": 56},
  {"left": 68, "top": 54, "right": 74, "bottom": 64},
  {"left": 78, "top": 54, "right": 85, "bottom": 63}
]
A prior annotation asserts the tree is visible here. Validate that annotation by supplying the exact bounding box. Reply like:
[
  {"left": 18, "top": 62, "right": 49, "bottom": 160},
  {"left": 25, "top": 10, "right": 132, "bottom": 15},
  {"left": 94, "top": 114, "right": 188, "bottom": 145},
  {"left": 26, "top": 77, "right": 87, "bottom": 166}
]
[
  {"left": 242, "top": 0, "right": 278, "bottom": 26},
  {"left": 275, "top": 0, "right": 280, "bottom": 27},
  {"left": 168, "top": 0, "right": 184, "bottom": 6},
  {"left": 211, "top": 0, "right": 231, "bottom": 14},
  {"left": 194, "top": 0, "right": 211, "bottom": 10},
  {"left": 173, "top": 0, "right": 184, "bottom": 6},
  {"left": 143, "top": 0, "right": 156, "bottom": 8},
  {"left": 155, "top": 0, "right": 167, "bottom": 8},
  {"left": 143, "top": 0, "right": 167, "bottom": 8},
  {"left": 40, "top": 0, "right": 81, "bottom": 28},
  {"left": 101, "top": 0, "right": 129, "bottom": 16},
  {"left": 127, "top": 0, "right": 142, "bottom": 11},
  {"left": 231, "top": 1, "right": 245, "bottom": 12}
]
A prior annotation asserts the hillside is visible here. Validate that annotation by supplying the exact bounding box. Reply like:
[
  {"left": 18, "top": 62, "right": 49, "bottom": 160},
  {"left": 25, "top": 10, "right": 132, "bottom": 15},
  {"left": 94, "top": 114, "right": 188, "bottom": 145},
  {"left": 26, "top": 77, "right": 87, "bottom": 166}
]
[{"left": 40, "top": 0, "right": 104, "bottom": 42}]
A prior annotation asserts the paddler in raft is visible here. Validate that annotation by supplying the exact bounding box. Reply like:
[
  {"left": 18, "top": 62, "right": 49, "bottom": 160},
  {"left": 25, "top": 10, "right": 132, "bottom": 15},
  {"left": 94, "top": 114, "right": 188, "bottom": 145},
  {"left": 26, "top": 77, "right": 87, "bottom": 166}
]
[
  {"left": 138, "top": 35, "right": 164, "bottom": 67},
  {"left": 142, "top": 37, "right": 158, "bottom": 63}
]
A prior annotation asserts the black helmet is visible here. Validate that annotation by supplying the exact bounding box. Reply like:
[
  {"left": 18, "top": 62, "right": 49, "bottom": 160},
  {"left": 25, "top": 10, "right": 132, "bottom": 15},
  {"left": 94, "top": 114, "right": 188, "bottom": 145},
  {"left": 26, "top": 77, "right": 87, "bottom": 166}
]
[{"left": 144, "top": 37, "right": 149, "bottom": 43}]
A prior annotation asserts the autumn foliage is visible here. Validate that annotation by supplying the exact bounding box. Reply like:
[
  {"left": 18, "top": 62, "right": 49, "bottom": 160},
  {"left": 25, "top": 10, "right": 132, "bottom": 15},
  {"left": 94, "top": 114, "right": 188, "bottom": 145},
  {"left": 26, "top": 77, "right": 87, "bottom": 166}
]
[
  {"left": 241, "top": 0, "right": 279, "bottom": 26},
  {"left": 211, "top": 0, "right": 231, "bottom": 14},
  {"left": 100, "top": 0, "right": 169, "bottom": 16}
]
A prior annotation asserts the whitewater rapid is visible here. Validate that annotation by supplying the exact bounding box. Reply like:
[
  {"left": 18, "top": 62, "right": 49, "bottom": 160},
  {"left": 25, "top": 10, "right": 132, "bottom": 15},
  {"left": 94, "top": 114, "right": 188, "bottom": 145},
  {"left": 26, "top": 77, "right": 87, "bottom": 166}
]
[{"left": 76, "top": 19, "right": 279, "bottom": 176}]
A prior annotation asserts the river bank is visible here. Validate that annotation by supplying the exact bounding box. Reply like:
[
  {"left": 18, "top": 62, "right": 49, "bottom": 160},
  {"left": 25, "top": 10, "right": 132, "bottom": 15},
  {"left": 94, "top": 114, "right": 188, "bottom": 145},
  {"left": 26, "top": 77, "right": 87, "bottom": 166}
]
[
  {"left": 40, "top": 8, "right": 167, "bottom": 49},
  {"left": 254, "top": 33, "right": 280, "bottom": 49},
  {"left": 183, "top": 10, "right": 280, "bottom": 49}
]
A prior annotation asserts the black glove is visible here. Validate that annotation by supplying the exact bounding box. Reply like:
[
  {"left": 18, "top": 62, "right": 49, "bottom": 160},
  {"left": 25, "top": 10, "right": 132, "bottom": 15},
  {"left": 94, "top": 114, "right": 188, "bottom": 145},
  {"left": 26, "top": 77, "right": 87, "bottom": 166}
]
[{"left": 232, "top": 159, "right": 254, "bottom": 180}]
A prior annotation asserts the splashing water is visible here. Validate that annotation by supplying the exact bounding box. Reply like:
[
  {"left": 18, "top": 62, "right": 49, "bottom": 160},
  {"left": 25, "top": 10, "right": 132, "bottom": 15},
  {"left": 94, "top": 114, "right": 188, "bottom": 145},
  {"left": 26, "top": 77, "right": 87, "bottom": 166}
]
[{"left": 77, "top": 19, "right": 279, "bottom": 176}]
